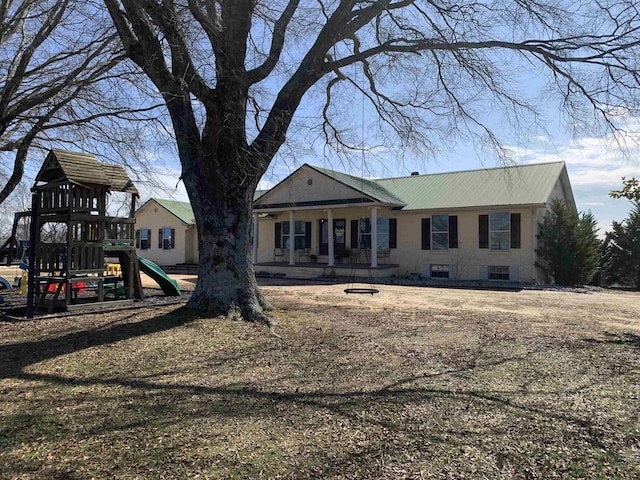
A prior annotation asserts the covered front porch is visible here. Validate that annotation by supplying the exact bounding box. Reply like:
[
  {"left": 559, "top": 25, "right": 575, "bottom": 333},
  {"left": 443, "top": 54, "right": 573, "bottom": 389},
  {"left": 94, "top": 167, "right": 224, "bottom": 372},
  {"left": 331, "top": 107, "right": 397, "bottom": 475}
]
[{"left": 250, "top": 163, "right": 406, "bottom": 278}]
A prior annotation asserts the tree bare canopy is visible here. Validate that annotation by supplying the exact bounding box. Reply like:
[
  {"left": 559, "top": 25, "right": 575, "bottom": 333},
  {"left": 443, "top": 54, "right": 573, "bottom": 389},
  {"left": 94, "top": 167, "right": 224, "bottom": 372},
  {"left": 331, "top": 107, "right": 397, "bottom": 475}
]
[
  {"left": 103, "top": 0, "right": 640, "bottom": 322},
  {"left": 0, "top": 0, "right": 164, "bottom": 205}
]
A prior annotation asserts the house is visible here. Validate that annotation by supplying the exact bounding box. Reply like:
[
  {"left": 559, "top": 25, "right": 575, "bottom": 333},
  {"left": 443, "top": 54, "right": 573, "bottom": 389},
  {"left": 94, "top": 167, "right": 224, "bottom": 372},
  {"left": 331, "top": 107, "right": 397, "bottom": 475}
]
[
  {"left": 252, "top": 161, "right": 575, "bottom": 282},
  {"left": 138, "top": 161, "right": 576, "bottom": 283},
  {"left": 134, "top": 198, "right": 197, "bottom": 266}
]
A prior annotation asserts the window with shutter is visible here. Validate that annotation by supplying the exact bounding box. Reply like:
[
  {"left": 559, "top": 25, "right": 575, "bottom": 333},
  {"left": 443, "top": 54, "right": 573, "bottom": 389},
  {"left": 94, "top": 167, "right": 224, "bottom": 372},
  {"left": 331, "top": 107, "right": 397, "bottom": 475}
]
[
  {"left": 139, "top": 228, "right": 150, "bottom": 250},
  {"left": 160, "top": 227, "right": 175, "bottom": 250},
  {"left": 431, "top": 214, "right": 449, "bottom": 250},
  {"left": 280, "top": 221, "right": 308, "bottom": 250},
  {"left": 490, "top": 212, "right": 510, "bottom": 251}
]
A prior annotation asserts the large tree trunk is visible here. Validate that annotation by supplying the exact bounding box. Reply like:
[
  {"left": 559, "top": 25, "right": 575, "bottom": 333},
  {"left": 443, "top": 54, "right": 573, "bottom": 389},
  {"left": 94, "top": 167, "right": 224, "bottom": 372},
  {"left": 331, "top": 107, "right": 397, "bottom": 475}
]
[{"left": 182, "top": 150, "right": 272, "bottom": 324}]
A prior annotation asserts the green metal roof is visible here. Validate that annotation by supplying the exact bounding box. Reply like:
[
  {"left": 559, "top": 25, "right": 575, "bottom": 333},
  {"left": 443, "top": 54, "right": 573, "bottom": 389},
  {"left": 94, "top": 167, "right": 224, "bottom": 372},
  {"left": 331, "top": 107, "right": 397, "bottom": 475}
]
[
  {"left": 153, "top": 198, "right": 196, "bottom": 224},
  {"left": 375, "top": 161, "right": 568, "bottom": 210},
  {"left": 147, "top": 162, "right": 567, "bottom": 220},
  {"left": 254, "top": 190, "right": 268, "bottom": 200},
  {"left": 309, "top": 165, "right": 405, "bottom": 205}
]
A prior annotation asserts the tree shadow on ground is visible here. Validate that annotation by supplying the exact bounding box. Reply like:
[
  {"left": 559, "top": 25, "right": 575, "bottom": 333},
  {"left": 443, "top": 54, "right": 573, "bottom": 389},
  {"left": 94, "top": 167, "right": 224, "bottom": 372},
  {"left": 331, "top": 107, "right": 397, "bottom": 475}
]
[
  {"left": 0, "top": 307, "right": 200, "bottom": 378},
  {"left": 7, "top": 357, "right": 626, "bottom": 479},
  {"left": 585, "top": 331, "right": 640, "bottom": 349}
]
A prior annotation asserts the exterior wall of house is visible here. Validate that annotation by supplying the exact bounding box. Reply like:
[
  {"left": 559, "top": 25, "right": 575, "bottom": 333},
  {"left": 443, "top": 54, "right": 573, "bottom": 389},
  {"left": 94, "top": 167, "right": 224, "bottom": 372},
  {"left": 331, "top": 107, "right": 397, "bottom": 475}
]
[
  {"left": 185, "top": 226, "right": 198, "bottom": 264},
  {"left": 387, "top": 207, "right": 538, "bottom": 282},
  {"left": 258, "top": 167, "right": 365, "bottom": 205},
  {"left": 135, "top": 201, "right": 189, "bottom": 266},
  {"left": 256, "top": 205, "right": 542, "bottom": 283}
]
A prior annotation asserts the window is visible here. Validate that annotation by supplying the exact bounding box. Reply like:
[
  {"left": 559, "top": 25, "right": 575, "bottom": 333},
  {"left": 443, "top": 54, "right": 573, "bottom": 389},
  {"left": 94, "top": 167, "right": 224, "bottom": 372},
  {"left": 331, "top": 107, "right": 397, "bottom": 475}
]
[
  {"left": 158, "top": 227, "right": 175, "bottom": 250},
  {"left": 489, "top": 265, "right": 510, "bottom": 280},
  {"left": 135, "top": 228, "right": 151, "bottom": 250},
  {"left": 431, "top": 264, "right": 449, "bottom": 278},
  {"left": 432, "top": 215, "right": 449, "bottom": 250},
  {"left": 277, "top": 221, "right": 311, "bottom": 250},
  {"left": 490, "top": 212, "right": 510, "bottom": 251},
  {"left": 479, "top": 213, "right": 521, "bottom": 250},
  {"left": 359, "top": 218, "right": 371, "bottom": 249},
  {"left": 421, "top": 215, "right": 458, "bottom": 250},
  {"left": 350, "top": 217, "right": 396, "bottom": 249}
]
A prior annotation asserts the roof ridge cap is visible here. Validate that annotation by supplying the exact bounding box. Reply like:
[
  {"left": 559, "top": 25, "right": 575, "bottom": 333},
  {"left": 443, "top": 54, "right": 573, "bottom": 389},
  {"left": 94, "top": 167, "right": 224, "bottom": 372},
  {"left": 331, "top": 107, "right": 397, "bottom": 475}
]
[{"left": 374, "top": 160, "right": 566, "bottom": 181}]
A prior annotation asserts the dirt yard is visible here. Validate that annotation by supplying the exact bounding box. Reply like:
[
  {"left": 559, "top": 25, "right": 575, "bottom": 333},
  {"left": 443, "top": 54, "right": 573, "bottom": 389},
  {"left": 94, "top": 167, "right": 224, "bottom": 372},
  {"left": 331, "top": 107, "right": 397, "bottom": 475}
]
[{"left": 1, "top": 271, "right": 639, "bottom": 479}]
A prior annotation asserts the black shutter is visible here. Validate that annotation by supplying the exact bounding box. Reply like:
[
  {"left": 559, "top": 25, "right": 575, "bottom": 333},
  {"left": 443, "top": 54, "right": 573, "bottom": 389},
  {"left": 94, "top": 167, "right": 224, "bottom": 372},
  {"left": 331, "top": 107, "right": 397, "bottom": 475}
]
[
  {"left": 449, "top": 215, "right": 458, "bottom": 249},
  {"left": 351, "top": 220, "right": 359, "bottom": 249},
  {"left": 421, "top": 218, "right": 431, "bottom": 250},
  {"left": 510, "top": 213, "right": 521, "bottom": 249},
  {"left": 389, "top": 218, "right": 397, "bottom": 249},
  {"left": 479, "top": 215, "right": 489, "bottom": 249},
  {"left": 274, "top": 222, "right": 282, "bottom": 248},
  {"left": 135, "top": 229, "right": 140, "bottom": 248},
  {"left": 146, "top": 228, "right": 151, "bottom": 250},
  {"left": 305, "top": 222, "right": 312, "bottom": 248},
  {"left": 170, "top": 228, "right": 176, "bottom": 249},
  {"left": 158, "top": 229, "right": 163, "bottom": 249}
]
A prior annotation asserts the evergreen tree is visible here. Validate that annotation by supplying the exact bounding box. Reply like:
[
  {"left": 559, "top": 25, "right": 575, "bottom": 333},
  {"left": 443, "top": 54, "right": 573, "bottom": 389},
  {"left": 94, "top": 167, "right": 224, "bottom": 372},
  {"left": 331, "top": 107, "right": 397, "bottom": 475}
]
[
  {"left": 602, "top": 203, "right": 640, "bottom": 290},
  {"left": 537, "top": 199, "right": 601, "bottom": 286}
]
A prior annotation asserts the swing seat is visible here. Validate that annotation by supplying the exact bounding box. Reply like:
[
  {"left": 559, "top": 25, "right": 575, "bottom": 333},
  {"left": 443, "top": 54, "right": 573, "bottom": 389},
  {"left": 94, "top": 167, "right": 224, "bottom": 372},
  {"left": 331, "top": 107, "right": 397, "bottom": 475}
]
[{"left": 344, "top": 287, "right": 379, "bottom": 295}]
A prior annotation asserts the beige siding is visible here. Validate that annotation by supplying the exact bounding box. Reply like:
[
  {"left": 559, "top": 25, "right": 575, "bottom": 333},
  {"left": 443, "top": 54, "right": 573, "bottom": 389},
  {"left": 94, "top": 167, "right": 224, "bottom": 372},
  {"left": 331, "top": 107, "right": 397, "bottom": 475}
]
[
  {"left": 135, "top": 201, "right": 189, "bottom": 266},
  {"left": 257, "top": 166, "right": 365, "bottom": 206},
  {"left": 256, "top": 205, "right": 541, "bottom": 282}
]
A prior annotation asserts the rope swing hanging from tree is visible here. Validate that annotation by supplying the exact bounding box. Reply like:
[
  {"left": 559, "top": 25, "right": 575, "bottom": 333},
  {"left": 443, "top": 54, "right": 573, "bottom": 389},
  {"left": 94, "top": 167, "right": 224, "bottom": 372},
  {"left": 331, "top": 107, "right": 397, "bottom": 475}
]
[{"left": 344, "top": 64, "right": 379, "bottom": 296}]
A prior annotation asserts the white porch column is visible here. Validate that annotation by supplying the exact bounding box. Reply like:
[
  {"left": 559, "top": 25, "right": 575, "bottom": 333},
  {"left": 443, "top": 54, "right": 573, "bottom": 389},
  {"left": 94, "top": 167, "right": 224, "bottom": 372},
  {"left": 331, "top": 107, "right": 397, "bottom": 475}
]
[
  {"left": 288, "top": 210, "right": 295, "bottom": 265},
  {"left": 251, "top": 213, "right": 258, "bottom": 264},
  {"left": 327, "top": 209, "right": 335, "bottom": 266},
  {"left": 370, "top": 207, "right": 378, "bottom": 268}
]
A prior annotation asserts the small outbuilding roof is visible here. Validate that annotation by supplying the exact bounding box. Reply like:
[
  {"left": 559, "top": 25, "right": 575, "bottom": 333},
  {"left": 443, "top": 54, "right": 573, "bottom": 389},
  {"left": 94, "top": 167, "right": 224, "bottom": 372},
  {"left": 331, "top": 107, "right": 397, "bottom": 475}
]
[
  {"left": 152, "top": 198, "right": 196, "bottom": 225},
  {"left": 35, "top": 148, "right": 138, "bottom": 194},
  {"left": 101, "top": 164, "right": 139, "bottom": 194}
]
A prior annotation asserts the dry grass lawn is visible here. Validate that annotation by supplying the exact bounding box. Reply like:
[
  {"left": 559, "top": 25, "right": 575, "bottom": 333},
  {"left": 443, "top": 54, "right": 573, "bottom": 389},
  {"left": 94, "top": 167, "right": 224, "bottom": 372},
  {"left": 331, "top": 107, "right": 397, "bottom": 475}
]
[{"left": 1, "top": 282, "right": 639, "bottom": 479}]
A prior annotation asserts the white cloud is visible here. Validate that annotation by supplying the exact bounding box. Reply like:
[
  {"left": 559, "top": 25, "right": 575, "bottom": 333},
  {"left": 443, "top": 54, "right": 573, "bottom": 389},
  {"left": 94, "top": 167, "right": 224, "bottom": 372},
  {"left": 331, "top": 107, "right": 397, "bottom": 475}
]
[{"left": 504, "top": 131, "right": 640, "bottom": 233}]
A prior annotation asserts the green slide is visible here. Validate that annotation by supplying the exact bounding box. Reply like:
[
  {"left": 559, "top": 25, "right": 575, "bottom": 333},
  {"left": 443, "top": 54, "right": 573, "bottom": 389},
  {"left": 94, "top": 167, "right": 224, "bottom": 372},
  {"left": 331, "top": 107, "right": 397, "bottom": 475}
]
[{"left": 137, "top": 256, "right": 182, "bottom": 296}]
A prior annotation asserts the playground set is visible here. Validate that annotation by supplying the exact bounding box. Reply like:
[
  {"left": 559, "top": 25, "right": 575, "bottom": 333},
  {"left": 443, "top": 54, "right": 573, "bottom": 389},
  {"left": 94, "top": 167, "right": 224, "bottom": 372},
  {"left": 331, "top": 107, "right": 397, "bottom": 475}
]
[{"left": 0, "top": 149, "right": 180, "bottom": 317}]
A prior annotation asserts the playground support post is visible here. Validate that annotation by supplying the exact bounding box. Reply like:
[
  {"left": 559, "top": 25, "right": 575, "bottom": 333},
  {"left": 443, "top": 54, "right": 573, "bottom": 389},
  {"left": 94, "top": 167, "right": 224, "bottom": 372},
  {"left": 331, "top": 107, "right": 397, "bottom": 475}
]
[{"left": 26, "top": 191, "right": 38, "bottom": 318}]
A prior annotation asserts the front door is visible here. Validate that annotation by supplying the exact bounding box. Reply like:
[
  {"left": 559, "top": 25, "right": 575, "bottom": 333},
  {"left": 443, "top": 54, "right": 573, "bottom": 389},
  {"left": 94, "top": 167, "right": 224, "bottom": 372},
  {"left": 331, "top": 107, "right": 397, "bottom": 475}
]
[{"left": 319, "top": 218, "right": 346, "bottom": 256}]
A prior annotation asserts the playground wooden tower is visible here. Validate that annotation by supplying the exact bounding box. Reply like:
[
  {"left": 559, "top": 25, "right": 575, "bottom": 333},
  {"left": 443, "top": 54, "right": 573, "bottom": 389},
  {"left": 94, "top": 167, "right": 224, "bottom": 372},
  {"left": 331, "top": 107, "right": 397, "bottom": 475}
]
[{"left": 29, "top": 149, "right": 143, "bottom": 312}]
